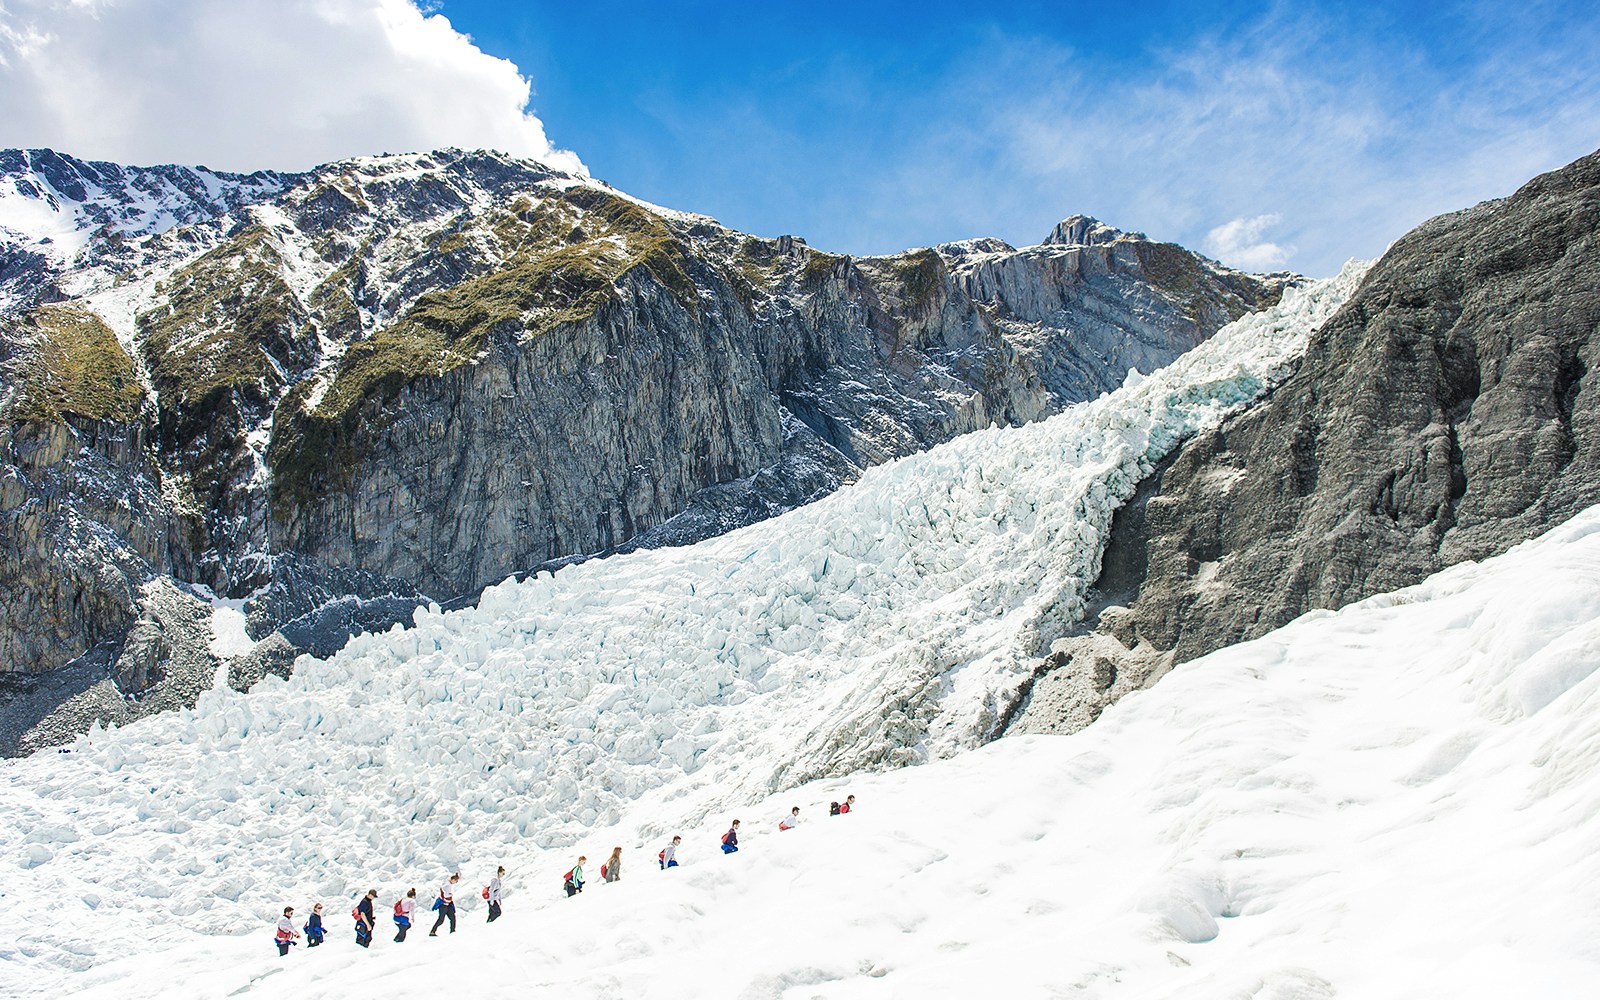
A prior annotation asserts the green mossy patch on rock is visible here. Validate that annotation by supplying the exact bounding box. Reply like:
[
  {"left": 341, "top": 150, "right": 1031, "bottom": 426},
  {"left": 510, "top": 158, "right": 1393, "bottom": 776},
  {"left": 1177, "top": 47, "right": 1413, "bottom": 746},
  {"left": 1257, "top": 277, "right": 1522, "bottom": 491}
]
[
  {"left": 892, "top": 249, "right": 945, "bottom": 314},
  {"left": 137, "top": 226, "right": 299, "bottom": 409},
  {"left": 269, "top": 188, "right": 704, "bottom": 516},
  {"left": 8, "top": 304, "right": 144, "bottom": 422},
  {"left": 802, "top": 251, "right": 845, "bottom": 291}
]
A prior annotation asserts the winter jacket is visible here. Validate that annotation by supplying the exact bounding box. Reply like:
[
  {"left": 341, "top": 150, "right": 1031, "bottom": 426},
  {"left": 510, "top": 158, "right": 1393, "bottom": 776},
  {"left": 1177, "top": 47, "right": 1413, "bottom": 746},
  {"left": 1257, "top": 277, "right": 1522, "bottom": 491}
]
[
  {"left": 604, "top": 856, "right": 622, "bottom": 882},
  {"left": 662, "top": 843, "right": 678, "bottom": 865},
  {"left": 275, "top": 916, "right": 298, "bottom": 943},
  {"left": 488, "top": 877, "right": 503, "bottom": 903}
]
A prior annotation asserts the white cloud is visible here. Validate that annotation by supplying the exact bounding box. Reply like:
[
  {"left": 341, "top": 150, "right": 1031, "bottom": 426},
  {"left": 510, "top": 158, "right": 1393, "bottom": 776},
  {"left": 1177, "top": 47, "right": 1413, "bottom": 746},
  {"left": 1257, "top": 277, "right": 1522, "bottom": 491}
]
[
  {"left": 1203, "top": 213, "right": 1295, "bottom": 271},
  {"left": 0, "top": 0, "right": 583, "bottom": 174}
]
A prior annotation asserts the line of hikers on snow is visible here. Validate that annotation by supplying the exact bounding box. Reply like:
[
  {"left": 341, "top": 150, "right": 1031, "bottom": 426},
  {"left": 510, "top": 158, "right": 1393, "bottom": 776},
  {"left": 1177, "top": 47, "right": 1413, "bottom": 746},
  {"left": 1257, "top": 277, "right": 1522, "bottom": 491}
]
[{"left": 274, "top": 795, "right": 856, "bottom": 955}]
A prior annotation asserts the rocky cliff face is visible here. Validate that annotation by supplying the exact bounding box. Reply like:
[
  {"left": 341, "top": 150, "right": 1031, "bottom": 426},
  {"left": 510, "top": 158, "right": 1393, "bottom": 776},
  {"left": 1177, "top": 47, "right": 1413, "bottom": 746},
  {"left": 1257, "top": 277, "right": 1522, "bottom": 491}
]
[
  {"left": 1010, "top": 147, "right": 1600, "bottom": 734},
  {"left": 0, "top": 147, "right": 1285, "bottom": 753}
]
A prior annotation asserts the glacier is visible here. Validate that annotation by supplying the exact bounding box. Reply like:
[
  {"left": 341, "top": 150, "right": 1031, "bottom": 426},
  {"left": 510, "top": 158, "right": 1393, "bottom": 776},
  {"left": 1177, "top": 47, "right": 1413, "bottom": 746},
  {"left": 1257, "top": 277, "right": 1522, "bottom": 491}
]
[{"left": 0, "top": 263, "right": 1364, "bottom": 995}]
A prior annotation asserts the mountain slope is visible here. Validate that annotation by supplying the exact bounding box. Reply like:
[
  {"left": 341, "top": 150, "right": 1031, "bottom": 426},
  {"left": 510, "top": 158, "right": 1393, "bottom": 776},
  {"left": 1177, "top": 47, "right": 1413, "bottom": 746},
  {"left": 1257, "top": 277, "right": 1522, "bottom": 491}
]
[
  {"left": 0, "top": 148, "right": 1287, "bottom": 753},
  {"left": 1012, "top": 145, "right": 1600, "bottom": 734}
]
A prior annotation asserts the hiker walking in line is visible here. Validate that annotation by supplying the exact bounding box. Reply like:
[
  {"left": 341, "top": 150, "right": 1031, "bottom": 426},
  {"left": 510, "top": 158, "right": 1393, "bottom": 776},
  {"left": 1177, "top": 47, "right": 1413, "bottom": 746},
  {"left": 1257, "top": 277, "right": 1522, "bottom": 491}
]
[
  {"left": 487, "top": 866, "right": 505, "bottom": 922},
  {"left": 275, "top": 906, "right": 300, "bottom": 956},
  {"left": 354, "top": 890, "right": 377, "bottom": 948},
  {"left": 604, "top": 847, "right": 623, "bottom": 883},
  {"left": 430, "top": 873, "right": 460, "bottom": 936},
  {"left": 721, "top": 819, "right": 741, "bottom": 854},
  {"left": 304, "top": 902, "right": 325, "bottom": 947},
  {"left": 830, "top": 794, "right": 857, "bottom": 815},
  {"left": 779, "top": 806, "right": 801, "bottom": 831},
  {"left": 659, "top": 835, "right": 681, "bottom": 869},
  {"left": 564, "top": 856, "right": 587, "bottom": 897},
  {"left": 394, "top": 888, "right": 417, "bottom": 942}
]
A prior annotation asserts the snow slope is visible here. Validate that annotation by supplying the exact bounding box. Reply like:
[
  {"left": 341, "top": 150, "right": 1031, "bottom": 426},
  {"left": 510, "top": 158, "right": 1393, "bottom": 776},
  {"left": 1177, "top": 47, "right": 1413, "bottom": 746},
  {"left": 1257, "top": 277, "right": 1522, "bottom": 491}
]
[
  {"left": 0, "top": 264, "right": 1363, "bottom": 995},
  {"left": 47, "top": 492, "right": 1600, "bottom": 1000}
]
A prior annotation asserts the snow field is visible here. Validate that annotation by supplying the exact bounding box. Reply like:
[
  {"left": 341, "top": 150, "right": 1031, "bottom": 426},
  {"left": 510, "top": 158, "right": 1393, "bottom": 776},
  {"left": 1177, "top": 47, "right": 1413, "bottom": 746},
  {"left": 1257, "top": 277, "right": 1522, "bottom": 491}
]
[
  {"left": 0, "top": 263, "right": 1366, "bottom": 994},
  {"left": 49, "top": 503, "right": 1600, "bottom": 999}
]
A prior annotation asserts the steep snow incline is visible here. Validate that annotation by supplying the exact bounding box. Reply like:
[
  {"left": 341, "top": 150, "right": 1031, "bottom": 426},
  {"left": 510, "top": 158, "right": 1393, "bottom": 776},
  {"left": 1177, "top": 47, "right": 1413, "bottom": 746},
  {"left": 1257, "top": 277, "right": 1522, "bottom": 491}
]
[
  {"left": 0, "top": 264, "right": 1365, "bottom": 995},
  {"left": 45, "top": 497, "right": 1600, "bottom": 1000}
]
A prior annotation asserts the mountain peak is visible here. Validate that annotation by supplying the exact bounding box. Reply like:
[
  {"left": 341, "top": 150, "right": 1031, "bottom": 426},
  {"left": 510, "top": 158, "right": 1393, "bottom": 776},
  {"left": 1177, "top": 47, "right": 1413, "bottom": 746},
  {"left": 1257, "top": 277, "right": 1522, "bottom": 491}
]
[{"left": 1041, "top": 214, "right": 1138, "bottom": 248}]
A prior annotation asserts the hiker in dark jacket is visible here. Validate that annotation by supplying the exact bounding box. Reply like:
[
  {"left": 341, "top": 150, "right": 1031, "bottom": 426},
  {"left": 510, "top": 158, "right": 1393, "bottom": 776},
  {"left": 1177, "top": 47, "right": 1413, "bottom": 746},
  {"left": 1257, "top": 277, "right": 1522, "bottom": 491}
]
[
  {"left": 721, "top": 819, "right": 741, "bottom": 854},
  {"left": 430, "top": 872, "right": 460, "bottom": 936},
  {"left": 355, "top": 890, "right": 377, "bottom": 948},
  {"left": 304, "top": 902, "right": 325, "bottom": 947}
]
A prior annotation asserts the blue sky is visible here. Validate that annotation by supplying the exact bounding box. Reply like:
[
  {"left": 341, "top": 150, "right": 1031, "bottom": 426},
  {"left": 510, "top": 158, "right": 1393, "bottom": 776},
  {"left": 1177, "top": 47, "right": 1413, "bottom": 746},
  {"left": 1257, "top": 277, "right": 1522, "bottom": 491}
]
[
  {"left": 2, "top": 1, "right": 1597, "bottom": 276},
  {"left": 433, "top": 0, "right": 1600, "bottom": 275}
]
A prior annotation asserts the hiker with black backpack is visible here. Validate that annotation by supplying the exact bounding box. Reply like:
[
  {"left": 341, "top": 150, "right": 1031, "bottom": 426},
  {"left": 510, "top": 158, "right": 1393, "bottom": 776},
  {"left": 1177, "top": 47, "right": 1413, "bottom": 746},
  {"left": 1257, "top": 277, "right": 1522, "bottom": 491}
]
[
  {"left": 659, "top": 835, "right": 681, "bottom": 869},
  {"left": 394, "top": 888, "right": 417, "bottom": 942},
  {"left": 603, "top": 847, "right": 623, "bottom": 883},
  {"left": 721, "top": 819, "right": 740, "bottom": 854},
  {"left": 830, "top": 794, "right": 856, "bottom": 816},
  {"left": 486, "top": 866, "right": 505, "bottom": 922},
  {"left": 564, "top": 856, "right": 586, "bottom": 897},
  {"left": 354, "top": 890, "right": 377, "bottom": 948},
  {"left": 430, "top": 873, "right": 460, "bottom": 936}
]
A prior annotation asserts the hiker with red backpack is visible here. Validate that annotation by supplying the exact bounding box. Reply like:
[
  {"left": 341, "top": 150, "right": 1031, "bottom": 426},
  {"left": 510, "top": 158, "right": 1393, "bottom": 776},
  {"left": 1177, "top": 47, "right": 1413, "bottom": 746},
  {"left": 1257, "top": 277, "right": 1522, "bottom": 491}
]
[
  {"left": 354, "top": 890, "right": 377, "bottom": 948},
  {"left": 486, "top": 866, "right": 505, "bottom": 922},
  {"left": 564, "top": 856, "right": 586, "bottom": 897},
  {"left": 603, "top": 847, "right": 623, "bottom": 883},
  {"left": 274, "top": 906, "right": 300, "bottom": 956},
  {"left": 721, "top": 819, "right": 740, "bottom": 854},
  {"left": 779, "top": 806, "right": 801, "bottom": 831},
  {"left": 393, "top": 887, "right": 417, "bottom": 942},
  {"left": 659, "top": 835, "right": 681, "bottom": 869},
  {"left": 430, "top": 873, "right": 460, "bottom": 936}
]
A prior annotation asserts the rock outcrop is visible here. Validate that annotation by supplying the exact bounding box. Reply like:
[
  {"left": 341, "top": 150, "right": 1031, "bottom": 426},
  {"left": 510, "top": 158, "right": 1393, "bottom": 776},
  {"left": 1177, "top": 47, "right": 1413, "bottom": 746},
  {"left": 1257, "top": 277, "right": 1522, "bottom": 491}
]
[
  {"left": 0, "top": 148, "right": 1286, "bottom": 752},
  {"left": 1010, "top": 147, "right": 1600, "bottom": 734}
]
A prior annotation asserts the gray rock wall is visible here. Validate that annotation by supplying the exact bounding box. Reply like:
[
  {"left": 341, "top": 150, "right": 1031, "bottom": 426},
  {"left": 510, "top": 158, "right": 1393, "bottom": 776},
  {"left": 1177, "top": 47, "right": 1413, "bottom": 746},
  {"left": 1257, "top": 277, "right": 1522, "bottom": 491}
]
[{"left": 1011, "top": 147, "right": 1600, "bottom": 734}]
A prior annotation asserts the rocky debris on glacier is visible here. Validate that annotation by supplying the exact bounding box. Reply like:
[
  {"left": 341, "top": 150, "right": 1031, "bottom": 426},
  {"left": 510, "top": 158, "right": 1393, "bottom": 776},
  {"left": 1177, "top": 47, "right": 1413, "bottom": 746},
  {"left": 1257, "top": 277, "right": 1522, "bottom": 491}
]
[
  {"left": 1010, "top": 145, "right": 1600, "bottom": 736},
  {"left": 0, "top": 146, "right": 1288, "bottom": 751}
]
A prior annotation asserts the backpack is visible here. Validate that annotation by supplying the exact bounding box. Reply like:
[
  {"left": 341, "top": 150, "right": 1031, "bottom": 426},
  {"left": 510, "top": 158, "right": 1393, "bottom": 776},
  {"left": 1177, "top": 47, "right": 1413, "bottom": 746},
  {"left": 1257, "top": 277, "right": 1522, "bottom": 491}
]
[
  {"left": 829, "top": 801, "right": 841, "bottom": 816},
  {"left": 721, "top": 830, "right": 732, "bottom": 845},
  {"left": 658, "top": 849, "right": 666, "bottom": 863},
  {"left": 482, "top": 886, "right": 490, "bottom": 900},
  {"left": 600, "top": 864, "right": 609, "bottom": 879},
  {"left": 351, "top": 904, "right": 362, "bottom": 921},
  {"left": 563, "top": 869, "right": 574, "bottom": 882},
  {"left": 394, "top": 900, "right": 405, "bottom": 916}
]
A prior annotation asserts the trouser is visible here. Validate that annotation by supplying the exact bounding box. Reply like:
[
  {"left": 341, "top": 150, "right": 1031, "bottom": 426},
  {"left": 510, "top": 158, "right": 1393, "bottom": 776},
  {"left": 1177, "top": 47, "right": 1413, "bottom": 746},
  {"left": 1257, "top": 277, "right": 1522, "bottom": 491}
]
[
  {"left": 721, "top": 843, "right": 738, "bottom": 853},
  {"left": 564, "top": 880, "right": 579, "bottom": 897},
  {"left": 394, "top": 916, "right": 411, "bottom": 942},
  {"left": 307, "top": 930, "right": 323, "bottom": 947},
  {"left": 431, "top": 902, "right": 456, "bottom": 934},
  {"left": 356, "top": 924, "right": 372, "bottom": 948},
  {"left": 487, "top": 900, "right": 502, "bottom": 922},
  {"left": 277, "top": 941, "right": 291, "bottom": 956}
]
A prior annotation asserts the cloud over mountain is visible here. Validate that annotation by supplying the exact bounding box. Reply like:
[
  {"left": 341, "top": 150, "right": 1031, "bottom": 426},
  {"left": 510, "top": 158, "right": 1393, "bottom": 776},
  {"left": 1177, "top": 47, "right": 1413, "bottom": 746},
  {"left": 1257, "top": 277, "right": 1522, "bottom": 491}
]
[{"left": 0, "top": 0, "right": 582, "bottom": 173}]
